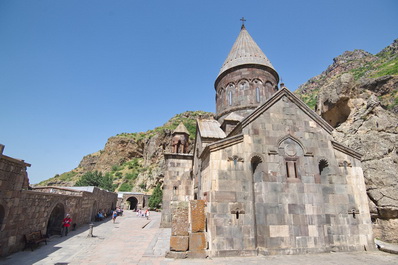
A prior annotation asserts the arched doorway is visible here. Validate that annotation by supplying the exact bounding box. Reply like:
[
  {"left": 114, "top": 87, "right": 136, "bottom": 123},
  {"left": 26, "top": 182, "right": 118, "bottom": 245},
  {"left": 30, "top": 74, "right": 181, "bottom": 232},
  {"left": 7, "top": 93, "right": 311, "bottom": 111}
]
[
  {"left": 47, "top": 203, "right": 65, "bottom": 236},
  {"left": 91, "top": 201, "right": 98, "bottom": 222},
  {"left": 0, "top": 204, "right": 5, "bottom": 231},
  {"left": 127, "top": 197, "right": 138, "bottom": 210}
]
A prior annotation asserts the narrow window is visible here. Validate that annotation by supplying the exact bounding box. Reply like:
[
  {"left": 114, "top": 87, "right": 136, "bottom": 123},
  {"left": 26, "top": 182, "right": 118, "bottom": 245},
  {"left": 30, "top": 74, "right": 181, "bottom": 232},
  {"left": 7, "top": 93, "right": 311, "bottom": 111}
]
[
  {"left": 286, "top": 161, "right": 298, "bottom": 178},
  {"left": 256, "top": 87, "right": 260, "bottom": 102},
  {"left": 286, "top": 162, "right": 290, "bottom": 178},
  {"left": 228, "top": 91, "right": 232, "bottom": 106}
]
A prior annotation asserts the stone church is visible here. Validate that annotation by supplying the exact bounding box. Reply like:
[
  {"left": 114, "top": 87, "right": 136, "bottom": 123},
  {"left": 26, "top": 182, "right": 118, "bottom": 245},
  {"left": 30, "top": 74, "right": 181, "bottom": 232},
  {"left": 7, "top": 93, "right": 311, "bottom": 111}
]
[{"left": 161, "top": 24, "right": 374, "bottom": 257}]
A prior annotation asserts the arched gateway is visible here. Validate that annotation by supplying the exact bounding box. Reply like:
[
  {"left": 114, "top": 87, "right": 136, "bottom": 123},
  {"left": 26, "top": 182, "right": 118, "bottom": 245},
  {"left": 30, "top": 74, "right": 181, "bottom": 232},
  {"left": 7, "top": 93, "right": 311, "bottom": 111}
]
[
  {"left": 117, "top": 192, "right": 150, "bottom": 210},
  {"left": 47, "top": 203, "right": 65, "bottom": 236},
  {"left": 126, "top": 196, "right": 138, "bottom": 210}
]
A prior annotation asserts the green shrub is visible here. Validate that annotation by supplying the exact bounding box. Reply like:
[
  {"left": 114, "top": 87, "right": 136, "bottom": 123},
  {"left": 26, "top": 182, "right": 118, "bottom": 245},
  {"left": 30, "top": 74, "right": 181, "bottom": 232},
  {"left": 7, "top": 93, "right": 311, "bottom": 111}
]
[
  {"left": 75, "top": 171, "right": 114, "bottom": 191},
  {"left": 119, "top": 183, "right": 132, "bottom": 192},
  {"left": 149, "top": 184, "right": 163, "bottom": 209},
  {"left": 139, "top": 183, "right": 146, "bottom": 190}
]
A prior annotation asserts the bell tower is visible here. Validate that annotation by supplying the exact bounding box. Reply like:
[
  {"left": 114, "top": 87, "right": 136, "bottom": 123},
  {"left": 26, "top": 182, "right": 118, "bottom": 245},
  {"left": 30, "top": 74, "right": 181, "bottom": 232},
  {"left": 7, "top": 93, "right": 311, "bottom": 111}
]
[{"left": 215, "top": 23, "right": 279, "bottom": 123}]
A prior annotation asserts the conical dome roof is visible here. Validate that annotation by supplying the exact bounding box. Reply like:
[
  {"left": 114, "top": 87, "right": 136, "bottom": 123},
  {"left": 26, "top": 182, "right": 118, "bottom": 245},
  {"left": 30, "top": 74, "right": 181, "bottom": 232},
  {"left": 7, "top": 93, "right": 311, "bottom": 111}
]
[
  {"left": 172, "top": 122, "right": 190, "bottom": 135},
  {"left": 218, "top": 25, "right": 276, "bottom": 78}
]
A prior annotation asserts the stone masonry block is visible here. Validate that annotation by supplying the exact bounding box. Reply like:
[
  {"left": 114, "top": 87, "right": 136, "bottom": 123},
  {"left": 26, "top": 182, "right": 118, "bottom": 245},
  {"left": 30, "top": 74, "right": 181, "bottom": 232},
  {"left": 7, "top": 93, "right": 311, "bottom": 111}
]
[
  {"left": 170, "top": 236, "right": 189, "bottom": 252},
  {"left": 189, "top": 232, "right": 206, "bottom": 251},
  {"left": 171, "top": 201, "right": 189, "bottom": 236},
  {"left": 190, "top": 200, "right": 205, "bottom": 232},
  {"left": 269, "top": 225, "right": 289, "bottom": 237}
]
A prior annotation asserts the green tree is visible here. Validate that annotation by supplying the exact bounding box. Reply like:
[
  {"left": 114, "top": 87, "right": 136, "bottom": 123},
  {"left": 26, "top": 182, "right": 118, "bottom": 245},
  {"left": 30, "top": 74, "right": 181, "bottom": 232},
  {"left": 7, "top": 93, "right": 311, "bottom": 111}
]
[
  {"left": 75, "top": 171, "right": 114, "bottom": 191},
  {"left": 148, "top": 184, "right": 163, "bottom": 209}
]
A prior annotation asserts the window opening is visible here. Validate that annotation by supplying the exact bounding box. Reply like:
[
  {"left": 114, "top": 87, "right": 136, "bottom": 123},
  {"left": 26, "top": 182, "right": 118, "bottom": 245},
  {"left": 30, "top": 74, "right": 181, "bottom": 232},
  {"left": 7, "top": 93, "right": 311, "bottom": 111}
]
[
  {"left": 228, "top": 91, "right": 232, "bottom": 106},
  {"left": 256, "top": 87, "right": 260, "bottom": 102},
  {"left": 286, "top": 162, "right": 290, "bottom": 178},
  {"left": 319, "top": 159, "right": 329, "bottom": 176}
]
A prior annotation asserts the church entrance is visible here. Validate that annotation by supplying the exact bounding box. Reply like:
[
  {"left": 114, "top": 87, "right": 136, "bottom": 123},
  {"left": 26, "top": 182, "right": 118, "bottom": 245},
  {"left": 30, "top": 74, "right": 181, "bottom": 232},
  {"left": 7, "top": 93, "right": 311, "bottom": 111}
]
[
  {"left": 127, "top": 196, "right": 138, "bottom": 210},
  {"left": 47, "top": 203, "right": 64, "bottom": 236}
]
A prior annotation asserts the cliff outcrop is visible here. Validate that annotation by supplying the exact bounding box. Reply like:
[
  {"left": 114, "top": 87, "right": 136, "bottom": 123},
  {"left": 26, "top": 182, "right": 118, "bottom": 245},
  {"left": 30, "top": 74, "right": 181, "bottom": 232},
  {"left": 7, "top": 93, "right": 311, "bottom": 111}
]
[
  {"left": 38, "top": 111, "right": 213, "bottom": 193},
  {"left": 296, "top": 39, "right": 398, "bottom": 242}
]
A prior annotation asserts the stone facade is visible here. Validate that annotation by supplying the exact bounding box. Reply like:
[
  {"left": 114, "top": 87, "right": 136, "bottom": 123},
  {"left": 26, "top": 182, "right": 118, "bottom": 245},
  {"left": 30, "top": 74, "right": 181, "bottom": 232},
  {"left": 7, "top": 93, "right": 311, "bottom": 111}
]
[
  {"left": 161, "top": 123, "right": 194, "bottom": 228},
  {"left": 117, "top": 192, "right": 150, "bottom": 210},
  {"left": 0, "top": 145, "right": 117, "bottom": 257},
  {"left": 163, "top": 25, "right": 374, "bottom": 258}
]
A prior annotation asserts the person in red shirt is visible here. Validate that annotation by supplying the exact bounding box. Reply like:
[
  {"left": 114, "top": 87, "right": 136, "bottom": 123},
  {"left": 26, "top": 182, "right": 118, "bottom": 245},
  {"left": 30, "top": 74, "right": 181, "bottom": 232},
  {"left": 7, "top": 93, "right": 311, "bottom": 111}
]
[{"left": 61, "top": 214, "right": 72, "bottom": 237}]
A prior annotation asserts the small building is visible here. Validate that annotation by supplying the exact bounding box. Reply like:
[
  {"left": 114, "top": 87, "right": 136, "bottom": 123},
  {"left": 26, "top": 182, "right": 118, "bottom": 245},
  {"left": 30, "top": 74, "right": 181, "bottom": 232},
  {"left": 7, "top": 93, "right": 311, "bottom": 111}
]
[{"left": 117, "top": 192, "right": 150, "bottom": 210}]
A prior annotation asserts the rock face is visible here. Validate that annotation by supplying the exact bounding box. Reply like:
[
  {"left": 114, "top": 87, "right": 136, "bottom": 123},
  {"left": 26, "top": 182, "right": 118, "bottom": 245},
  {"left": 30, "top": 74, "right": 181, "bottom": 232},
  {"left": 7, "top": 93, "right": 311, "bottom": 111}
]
[
  {"left": 328, "top": 81, "right": 398, "bottom": 242},
  {"left": 40, "top": 111, "right": 213, "bottom": 194},
  {"left": 79, "top": 136, "right": 144, "bottom": 173},
  {"left": 296, "top": 39, "right": 398, "bottom": 242}
]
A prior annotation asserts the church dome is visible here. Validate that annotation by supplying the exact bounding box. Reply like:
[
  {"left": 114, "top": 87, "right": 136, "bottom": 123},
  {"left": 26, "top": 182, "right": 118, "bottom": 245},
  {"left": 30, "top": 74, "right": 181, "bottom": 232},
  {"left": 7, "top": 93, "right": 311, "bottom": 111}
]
[
  {"left": 217, "top": 25, "right": 277, "bottom": 79},
  {"left": 215, "top": 24, "right": 279, "bottom": 122}
]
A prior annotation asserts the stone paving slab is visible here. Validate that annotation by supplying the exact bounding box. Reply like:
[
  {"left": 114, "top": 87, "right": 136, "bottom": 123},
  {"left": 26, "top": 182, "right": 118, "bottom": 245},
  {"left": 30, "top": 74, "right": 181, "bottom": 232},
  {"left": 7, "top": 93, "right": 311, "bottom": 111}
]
[{"left": 0, "top": 211, "right": 397, "bottom": 265}]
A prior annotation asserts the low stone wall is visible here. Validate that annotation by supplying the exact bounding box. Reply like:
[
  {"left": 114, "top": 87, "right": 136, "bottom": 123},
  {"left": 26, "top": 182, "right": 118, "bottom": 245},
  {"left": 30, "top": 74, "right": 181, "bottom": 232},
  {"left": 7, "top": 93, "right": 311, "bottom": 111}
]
[{"left": 0, "top": 149, "right": 117, "bottom": 257}]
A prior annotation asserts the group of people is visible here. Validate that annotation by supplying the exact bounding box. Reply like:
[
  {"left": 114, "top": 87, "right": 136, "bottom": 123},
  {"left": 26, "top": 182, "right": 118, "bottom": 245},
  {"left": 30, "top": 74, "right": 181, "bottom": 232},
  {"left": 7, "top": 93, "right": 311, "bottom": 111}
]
[
  {"left": 95, "top": 209, "right": 112, "bottom": 221},
  {"left": 136, "top": 209, "right": 150, "bottom": 220},
  {"left": 60, "top": 207, "right": 147, "bottom": 235}
]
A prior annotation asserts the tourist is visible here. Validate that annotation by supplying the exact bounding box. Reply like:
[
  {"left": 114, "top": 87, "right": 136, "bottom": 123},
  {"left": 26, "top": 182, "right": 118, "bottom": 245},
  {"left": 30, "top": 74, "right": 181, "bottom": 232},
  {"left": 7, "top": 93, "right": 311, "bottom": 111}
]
[
  {"left": 61, "top": 214, "right": 72, "bottom": 237},
  {"left": 97, "top": 211, "right": 104, "bottom": 221},
  {"left": 145, "top": 209, "right": 150, "bottom": 220},
  {"left": 112, "top": 209, "right": 117, "bottom": 223}
]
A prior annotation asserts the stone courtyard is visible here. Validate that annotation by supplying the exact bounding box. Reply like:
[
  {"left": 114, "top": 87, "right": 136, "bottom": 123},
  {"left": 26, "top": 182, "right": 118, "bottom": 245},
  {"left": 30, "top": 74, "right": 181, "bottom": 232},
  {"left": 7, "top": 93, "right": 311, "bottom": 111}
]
[{"left": 1, "top": 210, "right": 397, "bottom": 265}]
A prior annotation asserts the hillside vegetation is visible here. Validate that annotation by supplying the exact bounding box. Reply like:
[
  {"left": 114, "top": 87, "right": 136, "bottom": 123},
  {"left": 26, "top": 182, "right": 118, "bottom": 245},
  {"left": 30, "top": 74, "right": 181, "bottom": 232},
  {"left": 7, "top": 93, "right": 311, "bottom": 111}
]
[
  {"left": 37, "top": 110, "right": 213, "bottom": 194},
  {"left": 295, "top": 39, "right": 398, "bottom": 112}
]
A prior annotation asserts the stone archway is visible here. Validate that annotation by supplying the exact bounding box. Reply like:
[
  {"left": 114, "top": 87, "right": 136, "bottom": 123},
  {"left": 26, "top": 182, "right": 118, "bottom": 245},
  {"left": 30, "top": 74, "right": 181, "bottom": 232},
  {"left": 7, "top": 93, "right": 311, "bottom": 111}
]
[
  {"left": 47, "top": 203, "right": 65, "bottom": 236},
  {"left": 127, "top": 197, "right": 138, "bottom": 210}
]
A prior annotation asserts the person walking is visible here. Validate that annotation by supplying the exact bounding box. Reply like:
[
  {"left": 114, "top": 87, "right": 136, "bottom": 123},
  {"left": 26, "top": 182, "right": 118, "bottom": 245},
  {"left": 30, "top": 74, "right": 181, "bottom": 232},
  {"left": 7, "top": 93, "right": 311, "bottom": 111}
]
[
  {"left": 61, "top": 214, "right": 72, "bottom": 237},
  {"left": 112, "top": 209, "right": 117, "bottom": 223},
  {"left": 145, "top": 209, "right": 150, "bottom": 220}
]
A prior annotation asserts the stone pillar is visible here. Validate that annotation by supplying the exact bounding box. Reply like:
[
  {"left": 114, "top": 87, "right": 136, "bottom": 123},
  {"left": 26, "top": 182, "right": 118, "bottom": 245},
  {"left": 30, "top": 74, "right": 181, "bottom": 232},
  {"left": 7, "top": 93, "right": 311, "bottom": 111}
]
[
  {"left": 188, "top": 200, "right": 207, "bottom": 258},
  {"left": 169, "top": 201, "right": 189, "bottom": 252}
]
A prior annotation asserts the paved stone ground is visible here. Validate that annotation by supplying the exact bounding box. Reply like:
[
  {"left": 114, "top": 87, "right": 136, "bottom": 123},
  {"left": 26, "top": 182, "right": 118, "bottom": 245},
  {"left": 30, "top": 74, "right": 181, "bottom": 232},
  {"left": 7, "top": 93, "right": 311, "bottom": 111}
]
[{"left": 1, "top": 211, "right": 397, "bottom": 265}]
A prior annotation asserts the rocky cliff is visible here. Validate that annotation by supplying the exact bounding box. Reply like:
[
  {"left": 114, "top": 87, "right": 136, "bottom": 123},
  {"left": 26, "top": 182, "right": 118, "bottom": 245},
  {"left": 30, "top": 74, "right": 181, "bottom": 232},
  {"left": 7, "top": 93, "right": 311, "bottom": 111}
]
[
  {"left": 295, "top": 39, "right": 398, "bottom": 242},
  {"left": 38, "top": 111, "right": 213, "bottom": 193}
]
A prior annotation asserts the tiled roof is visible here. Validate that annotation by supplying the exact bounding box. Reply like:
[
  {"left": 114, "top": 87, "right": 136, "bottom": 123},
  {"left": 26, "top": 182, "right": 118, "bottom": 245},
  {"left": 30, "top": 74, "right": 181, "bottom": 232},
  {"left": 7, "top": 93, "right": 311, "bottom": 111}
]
[
  {"left": 223, "top": 112, "right": 244, "bottom": 122},
  {"left": 197, "top": 119, "right": 226, "bottom": 139},
  {"left": 218, "top": 25, "right": 275, "bottom": 77}
]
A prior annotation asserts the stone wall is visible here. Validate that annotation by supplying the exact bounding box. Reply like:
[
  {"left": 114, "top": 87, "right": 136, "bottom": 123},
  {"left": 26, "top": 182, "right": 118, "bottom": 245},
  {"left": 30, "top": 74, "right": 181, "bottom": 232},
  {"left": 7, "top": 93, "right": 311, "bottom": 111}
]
[
  {"left": 198, "top": 91, "right": 374, "bottom": 257},
  {"left": 215, "top": 65, "right": 278, "bottom": 122},
  {"left": 0, "top": 148, "right": 117, "bottom": 257},
  {"left": 161, "top": 153, "right": 193, "bottom": 228},
  {"left": 117, "top": 192, "right": 150, "bottom": 210}
]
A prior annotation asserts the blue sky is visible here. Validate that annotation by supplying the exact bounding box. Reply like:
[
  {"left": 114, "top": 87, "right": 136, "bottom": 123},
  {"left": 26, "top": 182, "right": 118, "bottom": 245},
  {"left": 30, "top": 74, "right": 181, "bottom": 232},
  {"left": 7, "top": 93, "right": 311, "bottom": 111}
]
[{"left": 1, "top": 0, "right": 397, "bottom": 184}]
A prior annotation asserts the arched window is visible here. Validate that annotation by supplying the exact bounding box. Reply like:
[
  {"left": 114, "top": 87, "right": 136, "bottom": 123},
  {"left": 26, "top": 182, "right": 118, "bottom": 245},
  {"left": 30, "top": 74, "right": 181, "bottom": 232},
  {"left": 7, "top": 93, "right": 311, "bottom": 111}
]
[
  {"left": 228, "top": 90, "right": 233, "bottom": 106},
  {"left": 251, "top": 156, "right": 263, "bottom": 182},
  {"left": 239, "top": 80, "right": 249, "bottom": 90},
  {"left": 256, "top": 87, "right": 260, "bottom": 102}
]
